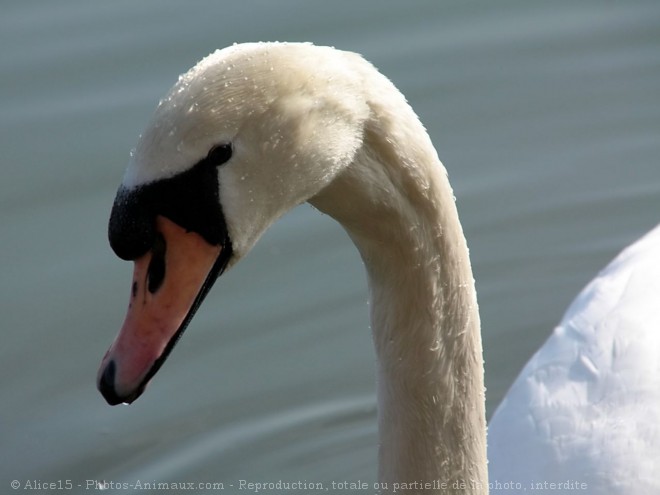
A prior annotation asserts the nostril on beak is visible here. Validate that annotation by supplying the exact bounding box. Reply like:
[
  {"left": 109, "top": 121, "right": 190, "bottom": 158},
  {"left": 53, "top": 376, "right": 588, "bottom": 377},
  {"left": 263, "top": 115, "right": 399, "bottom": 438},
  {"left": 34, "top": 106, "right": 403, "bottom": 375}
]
[
  {"left": 97, "top": 360, "right": 124, "bottom": 406},
  {"left": 147, "top": 233, "right": 166, "bottom": 294}
]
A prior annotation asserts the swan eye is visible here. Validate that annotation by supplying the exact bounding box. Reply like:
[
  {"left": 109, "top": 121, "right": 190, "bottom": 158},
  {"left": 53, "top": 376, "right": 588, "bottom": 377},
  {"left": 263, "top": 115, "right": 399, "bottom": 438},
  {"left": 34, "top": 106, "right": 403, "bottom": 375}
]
[{"left": 206, "top": 144, "right": 232, "bottom": 167}]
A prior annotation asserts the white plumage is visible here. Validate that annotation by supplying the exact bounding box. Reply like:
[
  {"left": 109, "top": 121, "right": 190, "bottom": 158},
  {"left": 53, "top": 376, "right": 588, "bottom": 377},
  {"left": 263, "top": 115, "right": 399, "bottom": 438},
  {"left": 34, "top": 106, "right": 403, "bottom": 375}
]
[
  {"left": 100, "top": 42, "right": 660, "bottom": 494},
  {"left": 489, "top": 225, "right": 660, "bottom": 492}
]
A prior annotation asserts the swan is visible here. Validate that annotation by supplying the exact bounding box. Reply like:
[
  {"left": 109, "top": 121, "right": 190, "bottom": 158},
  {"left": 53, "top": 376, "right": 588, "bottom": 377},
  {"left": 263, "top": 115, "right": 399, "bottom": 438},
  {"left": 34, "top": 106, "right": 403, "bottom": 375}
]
[
  {"left": 96, "top": 42, "right": 659, "bottom": 493},
  {"left": 488, "top": 224, "right": 660, "bottom": 492}
]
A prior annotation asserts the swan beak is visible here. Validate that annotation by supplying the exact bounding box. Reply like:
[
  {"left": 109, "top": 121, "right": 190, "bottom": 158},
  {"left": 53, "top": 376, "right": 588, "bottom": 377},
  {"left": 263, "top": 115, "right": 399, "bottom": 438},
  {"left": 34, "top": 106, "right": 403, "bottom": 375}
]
[{"left": 97, "top": 216, "right": 222, "bottom": 405}]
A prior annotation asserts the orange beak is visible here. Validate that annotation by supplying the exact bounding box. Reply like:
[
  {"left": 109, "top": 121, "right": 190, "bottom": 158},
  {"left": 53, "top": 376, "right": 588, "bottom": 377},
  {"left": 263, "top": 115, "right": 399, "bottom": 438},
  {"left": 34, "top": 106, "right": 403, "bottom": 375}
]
[{"left": 97, "top": 215, "right": 223, "bottom": 404}]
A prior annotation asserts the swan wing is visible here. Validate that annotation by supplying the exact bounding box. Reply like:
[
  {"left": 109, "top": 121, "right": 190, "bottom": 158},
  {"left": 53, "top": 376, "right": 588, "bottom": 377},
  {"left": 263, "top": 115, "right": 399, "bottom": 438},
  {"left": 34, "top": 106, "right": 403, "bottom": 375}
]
[{"left": 488, "top": 225, "right": 660, "bottom": 493}]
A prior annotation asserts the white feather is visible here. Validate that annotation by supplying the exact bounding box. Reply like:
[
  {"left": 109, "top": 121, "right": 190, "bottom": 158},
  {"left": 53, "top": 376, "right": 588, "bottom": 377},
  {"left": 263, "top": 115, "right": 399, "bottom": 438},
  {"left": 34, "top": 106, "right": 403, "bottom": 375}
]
[{"left": 488, "top": 226, "right": 660, "bottom": 493}]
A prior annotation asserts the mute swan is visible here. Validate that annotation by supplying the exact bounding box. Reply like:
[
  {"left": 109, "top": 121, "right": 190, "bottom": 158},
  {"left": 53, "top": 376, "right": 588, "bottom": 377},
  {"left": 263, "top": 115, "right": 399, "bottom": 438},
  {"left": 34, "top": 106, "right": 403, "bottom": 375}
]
[
  {"left": 97, "top": 42, "right": 659, "bottom": 494},
  {"left": 488, "top": 225, "right": 660, "bottom": 492}
]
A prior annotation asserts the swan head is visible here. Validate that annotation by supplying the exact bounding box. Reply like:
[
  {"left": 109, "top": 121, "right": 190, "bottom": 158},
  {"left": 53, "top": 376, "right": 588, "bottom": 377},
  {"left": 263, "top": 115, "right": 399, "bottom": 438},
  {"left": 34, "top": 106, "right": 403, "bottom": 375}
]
[{"left": 97, "top": 42, "right": 371, "bottom": 404}]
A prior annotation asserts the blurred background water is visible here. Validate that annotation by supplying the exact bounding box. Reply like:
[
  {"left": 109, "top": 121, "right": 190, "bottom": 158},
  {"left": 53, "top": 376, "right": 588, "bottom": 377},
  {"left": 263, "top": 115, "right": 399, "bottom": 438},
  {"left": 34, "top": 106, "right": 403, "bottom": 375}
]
[{"left": 1, "top": 0, "right": 659, "bottom": 492}]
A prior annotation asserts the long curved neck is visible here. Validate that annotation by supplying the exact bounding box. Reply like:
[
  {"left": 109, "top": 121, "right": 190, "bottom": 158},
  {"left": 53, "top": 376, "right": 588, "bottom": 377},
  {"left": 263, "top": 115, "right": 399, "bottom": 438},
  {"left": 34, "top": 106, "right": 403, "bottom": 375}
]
[{"left": 310, "top": 93, "right": 487, "bottom": 494}]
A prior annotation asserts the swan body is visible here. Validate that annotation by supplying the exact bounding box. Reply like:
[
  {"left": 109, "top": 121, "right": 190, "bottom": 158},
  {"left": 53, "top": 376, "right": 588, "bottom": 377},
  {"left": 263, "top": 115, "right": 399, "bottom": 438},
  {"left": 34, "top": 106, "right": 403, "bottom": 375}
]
[
  {"left": 488, "top": 225, "right": 660, "bottom": 493},
  {"left": 97, "top": 42, "right": 659, "bottom": 494}
]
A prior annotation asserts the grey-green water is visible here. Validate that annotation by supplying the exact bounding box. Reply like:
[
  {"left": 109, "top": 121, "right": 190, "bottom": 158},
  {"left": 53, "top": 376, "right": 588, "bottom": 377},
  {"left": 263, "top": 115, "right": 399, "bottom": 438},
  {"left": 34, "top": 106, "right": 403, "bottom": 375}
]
[{"left": 2, "top": 1, "right": 659, "bottom": 492}]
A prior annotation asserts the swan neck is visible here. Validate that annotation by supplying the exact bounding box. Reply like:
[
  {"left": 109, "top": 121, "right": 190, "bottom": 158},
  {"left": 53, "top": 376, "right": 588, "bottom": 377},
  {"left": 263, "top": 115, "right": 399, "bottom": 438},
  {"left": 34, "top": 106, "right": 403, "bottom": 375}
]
[
  {"left": 367, "top": 204, "right": 487, "bottom": 494},
  {"left": 310, "top": 109, "right": 487, "bottom": 493}
]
